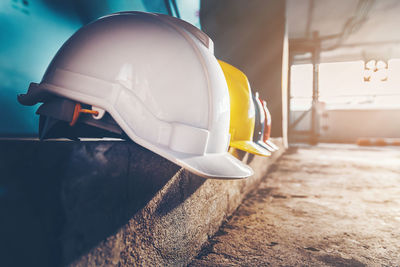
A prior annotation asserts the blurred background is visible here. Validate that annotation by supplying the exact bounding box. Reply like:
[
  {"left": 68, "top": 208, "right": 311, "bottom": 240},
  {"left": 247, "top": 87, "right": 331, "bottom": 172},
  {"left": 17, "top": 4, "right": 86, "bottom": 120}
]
[
  {"left": 288, "top": 0, "right": 400, "bottom": 144},
  {"left": 1, "top": 0, "right": 399, "bottom": 144}
]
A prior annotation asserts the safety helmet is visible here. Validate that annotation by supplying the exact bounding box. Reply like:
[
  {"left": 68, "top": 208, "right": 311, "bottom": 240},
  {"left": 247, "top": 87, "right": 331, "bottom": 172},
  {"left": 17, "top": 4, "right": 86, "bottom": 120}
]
[
  {"left": 260, "top": 99, "right": 279, "bottom": 151},
  {"left": 17, "top": 12, "right": 253, "bottom": 179},
  {"left": 252, "top": 92, "right": 275, "bottom": 152},
  {"left": 218, "top": 60, "right": 270, "bottom": 157}
]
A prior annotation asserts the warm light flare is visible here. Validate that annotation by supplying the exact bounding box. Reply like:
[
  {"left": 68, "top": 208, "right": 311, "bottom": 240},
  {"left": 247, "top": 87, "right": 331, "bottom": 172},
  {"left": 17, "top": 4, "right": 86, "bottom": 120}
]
[{"left": 291, "top": 58, "right": 400, "bottom": 109}]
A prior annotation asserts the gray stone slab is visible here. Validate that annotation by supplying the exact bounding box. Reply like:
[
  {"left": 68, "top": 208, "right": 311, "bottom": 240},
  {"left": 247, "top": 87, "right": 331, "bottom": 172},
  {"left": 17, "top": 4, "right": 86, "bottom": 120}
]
[{"left": 0, "top": 138, "right": 284, "bottom": 267}]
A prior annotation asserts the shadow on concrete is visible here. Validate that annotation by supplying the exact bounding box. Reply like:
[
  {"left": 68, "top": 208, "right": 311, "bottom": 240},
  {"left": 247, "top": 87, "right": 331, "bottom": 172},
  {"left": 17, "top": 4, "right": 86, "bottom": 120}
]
[
  {"left": 0, "top": 140, "right": 183, "bottom": 267},
  {"left": 154, "top": 170, "right": 206, "bottom": 217},
  {"left": 246, "top": 153, "right": 255, "bottom": 164},
  {"left": 235, "top": 150, "right": 247, "bottom": 161}
]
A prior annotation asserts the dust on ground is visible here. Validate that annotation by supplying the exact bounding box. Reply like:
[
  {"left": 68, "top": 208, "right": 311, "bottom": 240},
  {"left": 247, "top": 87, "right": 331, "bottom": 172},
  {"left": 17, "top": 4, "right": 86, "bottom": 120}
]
[{"left": 190, "top": 144, "right": 400, "bottom": 266}]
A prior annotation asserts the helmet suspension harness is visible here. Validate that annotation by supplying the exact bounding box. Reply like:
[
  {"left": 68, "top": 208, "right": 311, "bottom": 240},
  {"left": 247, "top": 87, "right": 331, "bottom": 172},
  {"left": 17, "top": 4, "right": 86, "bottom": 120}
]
[{"left": 70, "top": 103, "right": 99, "bottom": 126}]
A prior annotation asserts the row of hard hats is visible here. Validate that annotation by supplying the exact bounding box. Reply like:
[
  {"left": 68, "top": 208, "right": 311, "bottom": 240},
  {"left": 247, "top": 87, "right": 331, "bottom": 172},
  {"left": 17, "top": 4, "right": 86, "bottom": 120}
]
[
  {"left": 17, "top": 11, "right": 278, "bottom": 180},
  {"left": 218, "top": 60, "right": 278, "bottom": 156}
]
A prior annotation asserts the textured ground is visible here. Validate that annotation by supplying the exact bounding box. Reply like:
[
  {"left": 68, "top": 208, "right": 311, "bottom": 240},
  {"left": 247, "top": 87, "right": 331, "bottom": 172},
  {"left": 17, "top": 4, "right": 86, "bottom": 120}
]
[{"left": 190, "top": 145, "right": 400, "bottom": 266}]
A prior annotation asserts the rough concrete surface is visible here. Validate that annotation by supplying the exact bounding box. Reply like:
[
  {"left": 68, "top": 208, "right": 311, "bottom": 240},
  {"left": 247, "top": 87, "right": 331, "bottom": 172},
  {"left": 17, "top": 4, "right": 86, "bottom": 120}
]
[
  {"left": 0, "top": 138, "right": 284, "bottom": 267},
  {"left": 191, "top": 144, "right": 400, "bottom": 266}
]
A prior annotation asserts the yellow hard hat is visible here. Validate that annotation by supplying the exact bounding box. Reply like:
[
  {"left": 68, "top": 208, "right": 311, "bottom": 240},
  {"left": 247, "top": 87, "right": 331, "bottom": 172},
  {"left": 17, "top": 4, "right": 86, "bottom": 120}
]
[{"left": 218, "top": 60, "right": 271, "bottom": 157}]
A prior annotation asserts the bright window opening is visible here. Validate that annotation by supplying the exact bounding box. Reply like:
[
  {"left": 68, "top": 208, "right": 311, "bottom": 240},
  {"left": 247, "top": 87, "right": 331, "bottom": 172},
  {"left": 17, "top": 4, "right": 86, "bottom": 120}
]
[{"left": 291, "top": 58, "right": 400, "bottom": 110}]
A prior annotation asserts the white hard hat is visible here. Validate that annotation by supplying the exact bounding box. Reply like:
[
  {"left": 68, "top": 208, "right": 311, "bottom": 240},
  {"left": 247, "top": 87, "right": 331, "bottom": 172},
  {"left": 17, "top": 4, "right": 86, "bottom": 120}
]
[{"left": 18, "top": 12, "right": 253, "bottom": 179}]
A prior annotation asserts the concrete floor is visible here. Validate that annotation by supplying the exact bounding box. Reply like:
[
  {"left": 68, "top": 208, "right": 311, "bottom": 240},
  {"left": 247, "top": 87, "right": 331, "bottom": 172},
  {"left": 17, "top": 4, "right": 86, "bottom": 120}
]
[{"left": 190, "top": 144, "right": 400, "bottom": 266}]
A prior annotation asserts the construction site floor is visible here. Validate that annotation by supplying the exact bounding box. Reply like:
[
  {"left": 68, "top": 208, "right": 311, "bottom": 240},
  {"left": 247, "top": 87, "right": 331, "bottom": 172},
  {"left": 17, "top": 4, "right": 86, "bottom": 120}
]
[{"left": 190, "top": 144, "right": 400, "bottom": 266}]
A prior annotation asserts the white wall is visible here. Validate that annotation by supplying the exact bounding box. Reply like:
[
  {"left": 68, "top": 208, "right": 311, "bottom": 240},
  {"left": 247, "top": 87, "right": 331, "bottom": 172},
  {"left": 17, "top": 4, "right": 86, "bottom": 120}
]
[{"left": 291, "top": 109, "right": 400, "bottom": 143}]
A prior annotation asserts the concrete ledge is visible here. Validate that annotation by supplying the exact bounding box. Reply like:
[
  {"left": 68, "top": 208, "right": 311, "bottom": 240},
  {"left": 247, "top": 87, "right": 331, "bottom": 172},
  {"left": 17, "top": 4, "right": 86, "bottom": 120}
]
[{"left": 0, "top": 138, "right": 284, "bottom": 267}]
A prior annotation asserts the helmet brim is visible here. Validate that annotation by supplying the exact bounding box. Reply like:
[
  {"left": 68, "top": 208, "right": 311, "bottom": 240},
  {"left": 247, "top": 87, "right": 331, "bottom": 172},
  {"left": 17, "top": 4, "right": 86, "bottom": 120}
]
[
  {"left": 257, "top": 140, "right": 276, "bottom": 152},
  {"left": 230, "top": 140, "right": 271, "bottom": 157},
  {"left": 265, "top": 139, "right": 279, "bottom": 151},
  {"left": 111, "top": 109, "right": 253, "bottom": 179},
  {"left": 172, "top": 151, "right": 254, "bottom": 179},
  {"left": 21, "top": 83, "right": 253, "bottom": 179}
]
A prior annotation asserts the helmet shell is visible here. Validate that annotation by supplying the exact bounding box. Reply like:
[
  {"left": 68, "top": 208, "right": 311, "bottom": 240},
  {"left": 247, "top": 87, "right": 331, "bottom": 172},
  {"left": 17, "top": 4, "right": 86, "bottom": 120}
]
[
  {"left": 218, "top": 60, "right": 270, "bottom": 157},
  {"left": 19, "top": 12, "right": 254, "bottom": 179}
]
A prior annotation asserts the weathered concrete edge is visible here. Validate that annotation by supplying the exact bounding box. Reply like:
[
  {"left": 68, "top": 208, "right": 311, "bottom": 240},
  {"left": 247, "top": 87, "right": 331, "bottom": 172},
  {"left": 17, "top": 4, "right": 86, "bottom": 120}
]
[{"left": 70, "top": 138, "right": 285, "bottom": 267}]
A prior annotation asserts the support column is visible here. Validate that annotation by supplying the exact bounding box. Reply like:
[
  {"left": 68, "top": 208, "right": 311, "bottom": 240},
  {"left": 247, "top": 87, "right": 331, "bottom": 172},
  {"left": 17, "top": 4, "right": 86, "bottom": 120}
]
[
  {"left": 200, "top": 0, "right": 288, "bottom": 139},
  {"left": 310, "top": 31, "right": 320, "bottom": 145}
]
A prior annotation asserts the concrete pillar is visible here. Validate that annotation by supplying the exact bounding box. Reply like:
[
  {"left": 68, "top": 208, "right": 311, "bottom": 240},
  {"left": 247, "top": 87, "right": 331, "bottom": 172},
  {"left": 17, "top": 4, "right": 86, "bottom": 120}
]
[{"left": 200, "top": 0, "right": 288, "bottom": 140}]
